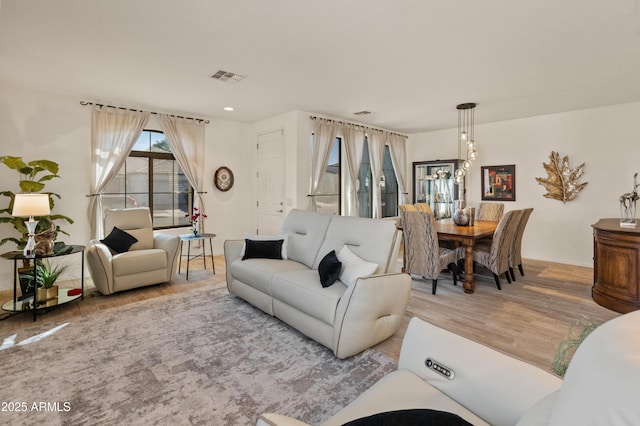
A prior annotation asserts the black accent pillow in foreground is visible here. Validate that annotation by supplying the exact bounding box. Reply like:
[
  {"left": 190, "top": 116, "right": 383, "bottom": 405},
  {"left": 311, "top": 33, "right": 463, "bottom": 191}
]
[
  {"left": 342, "top": 409, "right": 474, "bottom": 426},
  {"left": 242, "top": 239, "right": 284, "bottom": 260},
  {"left": 318, "top": 250, "right": 342, "bottom": 288}
]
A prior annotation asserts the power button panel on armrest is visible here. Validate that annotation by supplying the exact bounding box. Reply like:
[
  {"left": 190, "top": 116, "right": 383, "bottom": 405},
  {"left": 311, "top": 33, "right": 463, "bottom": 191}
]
[{"left": 425, "top": 358, "right": 455, "bottom": 380}]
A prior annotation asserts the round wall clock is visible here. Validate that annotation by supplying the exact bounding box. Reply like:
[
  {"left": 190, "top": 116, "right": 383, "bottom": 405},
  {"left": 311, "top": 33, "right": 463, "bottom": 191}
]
[{"left": 214, "top": 166, "right": 234, "bottom": 192}]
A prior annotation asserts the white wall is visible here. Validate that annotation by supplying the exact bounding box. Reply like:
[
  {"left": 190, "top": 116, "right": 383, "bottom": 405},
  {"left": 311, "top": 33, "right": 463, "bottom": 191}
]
[
  {"left": 0, "top": 82, "right": 253, "bottom": 290},
  {"left": 407, "top": 102, "right": 640, "bottom": 266}
]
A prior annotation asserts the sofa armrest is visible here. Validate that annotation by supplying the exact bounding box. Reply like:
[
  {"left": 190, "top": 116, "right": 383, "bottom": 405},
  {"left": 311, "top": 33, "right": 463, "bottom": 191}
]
[
  {"left": 86, "top": 239, "right": 114, "bottom": 295},
  {"left": 224, "top": 239, "right": 244, "bottom": 263},
  {"left": 256, "top": 413, "right": 311, "bottom": 426},
  {"left": 333, "top": 272, "right": 411, "bottom": 359},
  {"left": 153, "top": 233, "right": 181, "bottom": 280},
  {"left": 399, "top": 317, "right": 562, "bottom": 426}
]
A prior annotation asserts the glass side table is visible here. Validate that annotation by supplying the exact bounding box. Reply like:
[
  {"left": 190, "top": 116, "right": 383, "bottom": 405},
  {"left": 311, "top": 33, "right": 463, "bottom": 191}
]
[
  {"left": 178, "top": 233, "right": 216, "bottom": 280},
  {"left": 1, "top": 245, "right": 85, "bottom": 322}
]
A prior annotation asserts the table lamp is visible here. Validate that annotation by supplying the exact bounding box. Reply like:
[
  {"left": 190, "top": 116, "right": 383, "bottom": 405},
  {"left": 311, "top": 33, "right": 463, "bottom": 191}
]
[{"left": 12, "top": 193, "right": 51, "bottom": 257}]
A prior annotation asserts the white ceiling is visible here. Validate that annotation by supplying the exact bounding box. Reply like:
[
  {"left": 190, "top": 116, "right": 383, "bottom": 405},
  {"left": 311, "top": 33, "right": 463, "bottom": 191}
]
[{"left": 1, "top": 0, "right": 639, "bottom": 133}]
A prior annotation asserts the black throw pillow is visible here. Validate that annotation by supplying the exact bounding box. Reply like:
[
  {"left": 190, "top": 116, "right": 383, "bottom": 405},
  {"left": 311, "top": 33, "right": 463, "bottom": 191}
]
[
  {"left": 100, "top": 227, "right": 138, "bottom": 254},
  {"left": 318, "top": 250, "right": 342, "bottom": 288},
  {"left": 342, "top": 409, "right": 473, "bottom": 426},
  {"left": 242, "top": 239, "right": 284, "bottom": 260}
]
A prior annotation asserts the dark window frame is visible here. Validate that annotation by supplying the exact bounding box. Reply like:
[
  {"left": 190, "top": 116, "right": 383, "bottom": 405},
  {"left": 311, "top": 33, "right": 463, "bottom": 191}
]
[{"left": 102, "top": 130, "right": 193, "bottom": 230}]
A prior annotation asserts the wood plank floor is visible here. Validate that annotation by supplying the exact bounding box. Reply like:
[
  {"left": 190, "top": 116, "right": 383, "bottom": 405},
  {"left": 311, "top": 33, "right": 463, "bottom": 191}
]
[
  {"left": 0, "top": 256, "right": 620, "bottom": 374},
  {"left": 374, "top": 259, "right": 620, "bottom": 372}
]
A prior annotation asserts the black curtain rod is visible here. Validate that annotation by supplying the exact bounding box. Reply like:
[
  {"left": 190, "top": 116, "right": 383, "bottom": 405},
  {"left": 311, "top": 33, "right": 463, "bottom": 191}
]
[
  {"left": 309, "top": 115, "right": 407, "bottom": 139},
  {"left": 80, "top": 101, "right": 210, "bottom": 124}
]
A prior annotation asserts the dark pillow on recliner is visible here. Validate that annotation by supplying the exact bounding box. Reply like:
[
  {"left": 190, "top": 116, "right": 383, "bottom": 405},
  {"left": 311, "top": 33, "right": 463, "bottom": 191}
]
[
  {"left": 242, "top": 239, "right": 284, "bottom": 260},
  {"left": 100, "top": 226, "right": 138, "bottom": 254},
  {"left": 343, "top": 409, "right": 473, "bottom": 426},
  {"left": 318, "top": 250, "right": 342, "bottom": 288}
]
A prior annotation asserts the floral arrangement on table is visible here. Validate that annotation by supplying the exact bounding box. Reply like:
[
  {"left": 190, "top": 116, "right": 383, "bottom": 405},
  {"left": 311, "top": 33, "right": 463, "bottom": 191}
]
[{"left": 187, "top": 207, "right": 207, "bottom": 236}]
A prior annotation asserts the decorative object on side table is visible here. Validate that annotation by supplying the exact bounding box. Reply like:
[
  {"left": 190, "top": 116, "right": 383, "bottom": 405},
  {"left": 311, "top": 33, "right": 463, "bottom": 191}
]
[
  {"left": 187, "top": 207, "right": 207, "bottom": 236},
  {"left": 11, "top": 193, "right": 51, "bottom": 257},
  {"left": 20, "top": 259, "right": 68, "bottom": 307},
  {"left": 535, "top": 151, "right": 588, "bottom": 203},
  {"left": 619, "top": 172, "right": 639, "bottom": 228}
]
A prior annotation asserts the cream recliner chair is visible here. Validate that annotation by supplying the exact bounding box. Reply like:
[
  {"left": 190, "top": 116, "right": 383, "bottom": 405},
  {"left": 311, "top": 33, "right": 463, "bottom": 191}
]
[{"left": 86, "top": 208, "right": 181, "bottom": 295}]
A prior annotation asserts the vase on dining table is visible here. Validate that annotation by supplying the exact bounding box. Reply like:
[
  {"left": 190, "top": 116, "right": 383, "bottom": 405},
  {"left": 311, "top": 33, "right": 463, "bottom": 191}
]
[{"left": 452, "top": 200, "right": 470, "bottom": 226}]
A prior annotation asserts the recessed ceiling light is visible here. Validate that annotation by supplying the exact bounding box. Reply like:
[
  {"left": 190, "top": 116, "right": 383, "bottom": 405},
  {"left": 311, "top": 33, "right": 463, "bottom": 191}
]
[{"left": 223, "top": 106, "right": 234, "bottom": 111}]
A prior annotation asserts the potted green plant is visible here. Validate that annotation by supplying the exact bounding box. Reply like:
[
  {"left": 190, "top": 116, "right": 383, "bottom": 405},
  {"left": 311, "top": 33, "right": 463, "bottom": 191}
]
[
  {"left": 19, "top": 260, "right": 68, "bottom": 306},
  {"left": 0, "top": 156, "right": 74, "bottom": 299}
]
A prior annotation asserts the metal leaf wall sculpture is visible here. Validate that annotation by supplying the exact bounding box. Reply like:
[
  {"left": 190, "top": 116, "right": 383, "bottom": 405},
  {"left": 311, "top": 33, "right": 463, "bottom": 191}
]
[{"left": 535, "top": 151, "right": 588, "bottom": 203}]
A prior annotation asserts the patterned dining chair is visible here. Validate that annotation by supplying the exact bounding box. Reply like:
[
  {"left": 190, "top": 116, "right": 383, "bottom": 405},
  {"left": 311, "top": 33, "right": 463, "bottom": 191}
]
[
  {"left": 464, "top": 209, "right": 523, "bottom": 290},
  {"left": 475, "top": 202, "right": 505, "bottom": 221},
  {"left": 414, "top": 203, "right": 433, "bottom": 214},
  {"left": 509, "top": 208, "right": 534, "bottom": 281},
  {"left": 399, "top": 204, "right": 417, "bottom": 212},
  {"left": 399, "top": 210, "right": 461, "bottom": 295}
]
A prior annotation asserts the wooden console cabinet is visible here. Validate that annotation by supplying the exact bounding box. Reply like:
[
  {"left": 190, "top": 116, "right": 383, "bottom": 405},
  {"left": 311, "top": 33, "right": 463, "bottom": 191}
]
[{"left": 592, "top": 218, "right": 640, "bottom": 313}]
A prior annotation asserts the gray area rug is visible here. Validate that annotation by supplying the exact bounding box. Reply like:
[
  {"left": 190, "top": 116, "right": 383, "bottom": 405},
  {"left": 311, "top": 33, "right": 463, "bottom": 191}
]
[{"left": 0, "top": 286, "right": 395, "bottom": 425}]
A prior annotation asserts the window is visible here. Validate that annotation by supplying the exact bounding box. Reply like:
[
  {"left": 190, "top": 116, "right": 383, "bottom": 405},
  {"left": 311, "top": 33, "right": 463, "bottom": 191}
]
[
  {"left": 357, "top": 140, "right": 398, "bottom": 218},
  {"left": 314, "top": 137, "right": 341, "bottom": 215},
  {"left": 102, "top": 130, "right": 192, "bottom": 229},
  {"left": 312, "top": 134, "right": 398, "bottom": 218}
]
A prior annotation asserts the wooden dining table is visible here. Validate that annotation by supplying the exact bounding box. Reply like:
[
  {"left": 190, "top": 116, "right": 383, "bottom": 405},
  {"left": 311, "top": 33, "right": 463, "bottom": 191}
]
[{"left": 434, "top": 219, "right": 499, "bottom": 294}]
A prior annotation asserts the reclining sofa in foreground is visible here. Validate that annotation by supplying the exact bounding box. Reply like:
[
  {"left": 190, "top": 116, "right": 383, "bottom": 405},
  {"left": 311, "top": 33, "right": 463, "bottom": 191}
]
[
  {"left": 224, "top": 209, "right": 411, "bottom": 359},
  {"left": 259, "top": 311, "right": 640, "bottom": 426}
]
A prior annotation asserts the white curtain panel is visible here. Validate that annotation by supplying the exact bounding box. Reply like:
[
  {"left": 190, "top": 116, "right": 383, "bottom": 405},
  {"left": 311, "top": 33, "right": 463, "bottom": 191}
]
[
  {"left": 89, "top": 107, "right": 149, "bottom": 239},
  {"left": 367, "top": 129, "right": 387, "bottom": 219},
  {"left": 308, "top": 118, "right": 338, "bottom": 211},
  {"left": 342, "top": 123, "right": 365, "bottom": 216},
  {"left": 158, "top": 114, "right": 206, "bottom": 231},
  {"left": 388, "top": 133, "right": 408, "bottom": 205}
]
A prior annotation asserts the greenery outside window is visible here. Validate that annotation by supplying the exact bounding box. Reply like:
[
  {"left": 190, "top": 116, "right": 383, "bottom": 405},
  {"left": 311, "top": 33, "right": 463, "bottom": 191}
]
[{"left": 102, "top": 130, "right": 192, "bottom": 229}]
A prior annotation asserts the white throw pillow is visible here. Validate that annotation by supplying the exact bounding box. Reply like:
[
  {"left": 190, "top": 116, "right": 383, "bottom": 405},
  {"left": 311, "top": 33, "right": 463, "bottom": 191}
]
[
  {"left": 337, "top": 245, "right": 378, "bottom": 286},
  {"left": 240, "top": 233, "right": 288, "bottom": 259}
]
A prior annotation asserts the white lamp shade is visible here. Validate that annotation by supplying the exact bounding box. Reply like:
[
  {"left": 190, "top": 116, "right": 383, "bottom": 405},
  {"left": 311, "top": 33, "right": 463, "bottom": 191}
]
[{"left": 12, "top": 193, "right": 51, "bottom": 217}]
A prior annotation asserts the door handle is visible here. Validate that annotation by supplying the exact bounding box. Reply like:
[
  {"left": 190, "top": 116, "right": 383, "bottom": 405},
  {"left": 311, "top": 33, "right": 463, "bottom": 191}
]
[{"left": 277, "top": 210, "right": 283, "bottom": 213}]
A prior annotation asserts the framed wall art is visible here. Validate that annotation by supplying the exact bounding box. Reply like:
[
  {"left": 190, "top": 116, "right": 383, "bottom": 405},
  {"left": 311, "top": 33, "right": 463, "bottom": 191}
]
[{"left": 481, "top": 164, "right": 516, "bottom": 201}]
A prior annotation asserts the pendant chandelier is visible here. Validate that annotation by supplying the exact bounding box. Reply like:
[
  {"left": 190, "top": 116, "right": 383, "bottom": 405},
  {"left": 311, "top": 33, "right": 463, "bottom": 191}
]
[{"left": 454, "top": 102, "right": 477, "bottom": 185}]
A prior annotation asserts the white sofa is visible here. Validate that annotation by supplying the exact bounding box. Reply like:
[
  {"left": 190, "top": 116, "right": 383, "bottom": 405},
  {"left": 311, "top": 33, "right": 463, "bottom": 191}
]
[
  {"left": 258, "top": 311, "right": 640, "bottom": 426},
  {"left": 224, "top": 209, "right": 411, "bottom": 359}
]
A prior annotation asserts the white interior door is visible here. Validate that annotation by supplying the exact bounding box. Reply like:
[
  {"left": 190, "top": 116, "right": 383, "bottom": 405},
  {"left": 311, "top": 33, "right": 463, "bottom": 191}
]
[{"left": 257, "top": 130, "right": 285, "bottom": 235}]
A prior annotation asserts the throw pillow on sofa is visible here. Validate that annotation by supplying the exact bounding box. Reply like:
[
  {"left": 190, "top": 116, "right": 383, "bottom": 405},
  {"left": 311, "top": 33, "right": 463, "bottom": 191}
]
[
  {"left": 242, "top": 239, "right": 284, "bottom": 260},
  {"left": 337, "top": 245, "right": 378, "bottom": 286},
  {"left": 241, "top": 233, "right": 289, "bottom": 259},
  {"left": 318, "top": 250, "right": 342, "bottom": 288},
  {"left": 101, "top": 227, "right": 138, "bottom": 254}
]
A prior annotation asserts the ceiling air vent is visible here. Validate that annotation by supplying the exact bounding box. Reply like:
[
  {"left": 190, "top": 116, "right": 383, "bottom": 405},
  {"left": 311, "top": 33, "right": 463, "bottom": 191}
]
[
  {"left": 210, "top": 70, "right": 245, "bottom": 83},
  {"left": 353, "top": 110, "right": 372, "bottom": 115}
]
